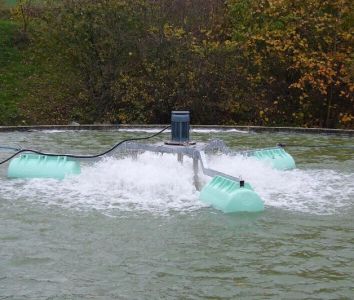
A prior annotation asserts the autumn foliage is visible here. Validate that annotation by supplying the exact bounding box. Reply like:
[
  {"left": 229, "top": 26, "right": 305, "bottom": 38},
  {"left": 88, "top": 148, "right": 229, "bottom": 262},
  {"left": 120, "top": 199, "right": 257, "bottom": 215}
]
[{"left": 3, "top": 0, "right": 354, "bottom": 127}]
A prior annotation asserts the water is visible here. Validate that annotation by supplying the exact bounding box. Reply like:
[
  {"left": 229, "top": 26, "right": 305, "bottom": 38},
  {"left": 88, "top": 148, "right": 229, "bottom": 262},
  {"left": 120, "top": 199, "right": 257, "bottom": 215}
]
[{"left": 0, "top": 129, "right": 354, "bottom": 299}]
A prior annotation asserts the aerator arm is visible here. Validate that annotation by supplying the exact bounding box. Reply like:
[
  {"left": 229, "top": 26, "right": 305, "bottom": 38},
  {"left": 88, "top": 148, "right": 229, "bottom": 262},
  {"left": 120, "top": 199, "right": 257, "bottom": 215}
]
[
  {"left": 195, "top": 151, "right": 241, "bottom": 182},
  {"left": 117, "top": 141, "right": 241, "bottom": 182}
]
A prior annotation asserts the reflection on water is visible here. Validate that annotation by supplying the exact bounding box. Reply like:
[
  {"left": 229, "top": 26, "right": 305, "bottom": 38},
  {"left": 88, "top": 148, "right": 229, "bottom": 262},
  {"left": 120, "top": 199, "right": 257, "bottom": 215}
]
[
  {"left": 1, "top": 152, "right": 354, "bottom": 216},
  {"left": 0, "top": 129, "right": 353, "bottom": 299}
]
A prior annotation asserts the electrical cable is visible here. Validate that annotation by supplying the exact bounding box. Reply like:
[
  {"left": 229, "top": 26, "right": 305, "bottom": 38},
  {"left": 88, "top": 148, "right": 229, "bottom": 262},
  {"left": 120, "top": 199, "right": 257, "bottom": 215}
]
[
  {"left": 277, "top": 143, "right": 354, "bottom": 150},
  {"left": 0, "top": 146, "right": 22, "bottom": 152},
  {"left": 0, "top": 125, "right": 171, "bottom": 165}
]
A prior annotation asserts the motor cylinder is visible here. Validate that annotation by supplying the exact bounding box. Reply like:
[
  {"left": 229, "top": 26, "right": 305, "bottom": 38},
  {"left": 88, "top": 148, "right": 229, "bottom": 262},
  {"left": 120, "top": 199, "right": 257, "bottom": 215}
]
[{"left": 171, "top": 111, "right": 190, "bottom": 143}]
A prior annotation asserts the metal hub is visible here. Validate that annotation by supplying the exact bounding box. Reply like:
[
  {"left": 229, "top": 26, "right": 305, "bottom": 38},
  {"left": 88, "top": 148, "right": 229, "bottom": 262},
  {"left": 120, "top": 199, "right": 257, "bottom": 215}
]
[{"left": 164, "top": 141, "right": 196, "bottom": 146}]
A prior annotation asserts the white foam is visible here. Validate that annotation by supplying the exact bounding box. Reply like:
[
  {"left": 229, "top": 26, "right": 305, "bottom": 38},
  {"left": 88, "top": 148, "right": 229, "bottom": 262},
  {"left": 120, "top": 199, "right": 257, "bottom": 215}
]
[
  {"left": 118, "top": 128, "right": 171, "bottom": 133},
  {"left": 118, "top": 128, "right": 248, "bottom": 134},
  {"left": 208, "top": 155, "right": 354, "bottom": 214},
  {"left": 191, "top": 128, "right": 248, "bottom": 134},
  {"left": 1, "top": 153, "right": 353, "bottom": 215},
  {"left": 38, "top": 130, "right": 69, "bottom": 133},
  {"left": 0, "top": 153, "right": 204, "bottom": 215}
]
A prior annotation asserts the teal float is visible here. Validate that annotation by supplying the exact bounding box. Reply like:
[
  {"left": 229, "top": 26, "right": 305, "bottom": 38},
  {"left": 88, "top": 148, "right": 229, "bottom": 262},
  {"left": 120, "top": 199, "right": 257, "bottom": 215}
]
[
  {"left": 247, "top": 147, "right": 296, "bottom": 170},
  {"left": 199, "top": 176, "right": 264, "bottom": 213},
  {"left": 7, "top": 154, "right": 81, "bottom": 179},
  {"left": 2, "top": 111, "right": 297, "bottom": 215}
]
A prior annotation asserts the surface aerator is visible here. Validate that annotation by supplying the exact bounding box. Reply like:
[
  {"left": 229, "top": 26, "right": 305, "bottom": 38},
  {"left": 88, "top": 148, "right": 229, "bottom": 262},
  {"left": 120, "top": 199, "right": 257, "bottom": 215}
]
[{"left": 5, "top": 111, "right": 296, "bottom": 213}]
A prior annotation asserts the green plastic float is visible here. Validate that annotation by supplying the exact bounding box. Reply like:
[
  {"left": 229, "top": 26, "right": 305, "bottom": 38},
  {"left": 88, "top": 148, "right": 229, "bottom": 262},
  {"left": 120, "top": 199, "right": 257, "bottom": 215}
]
[
  {"left": 247, "top": 147, "right": 296, "bottom": 170},
  {"left": 7, "top": 154, "right": 81, "bottom": 180},
  {"left": 199, "top": 176, "right": 264, "bottom": 213},
  {"left": 2, "top": 111, "right": 297, "bottom": 215}
]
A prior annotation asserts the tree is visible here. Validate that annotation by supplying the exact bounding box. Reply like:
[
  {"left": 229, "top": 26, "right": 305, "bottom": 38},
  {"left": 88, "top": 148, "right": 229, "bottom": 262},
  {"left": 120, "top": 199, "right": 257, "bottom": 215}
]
[
  {"left": 13, "top": 0, "right": 354, "bottom": 127},
  {"left": 228, "top": 0, "right": 354, "bottom": 127}
]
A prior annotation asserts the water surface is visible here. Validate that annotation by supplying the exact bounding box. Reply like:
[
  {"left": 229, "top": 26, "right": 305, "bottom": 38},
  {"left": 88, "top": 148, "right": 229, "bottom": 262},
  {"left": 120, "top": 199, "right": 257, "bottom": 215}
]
[{"left": 0, "top": 129, "right": 353, "bottom": 299}]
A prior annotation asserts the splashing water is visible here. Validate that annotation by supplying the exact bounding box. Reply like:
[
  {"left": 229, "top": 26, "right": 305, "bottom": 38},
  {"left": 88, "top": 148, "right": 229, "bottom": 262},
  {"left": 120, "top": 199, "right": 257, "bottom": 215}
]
[
  {"left": 1, "top": 152, "right": 353, "bottom": 215},
  {"left": 103, "top": 128, "right": 248, "bottom": 134},
  {"left": 1, "top": 153, "right": 202, "bottom": 214},
  {"left": 208, "top": 155, "right": 354, "bottom": 215}
]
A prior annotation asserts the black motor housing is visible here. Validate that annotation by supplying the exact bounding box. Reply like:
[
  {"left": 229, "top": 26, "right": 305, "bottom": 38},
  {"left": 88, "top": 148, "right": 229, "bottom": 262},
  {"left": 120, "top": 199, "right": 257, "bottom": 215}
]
[{"left": 171, "top": 111, "right": 190, "bottom": 143}]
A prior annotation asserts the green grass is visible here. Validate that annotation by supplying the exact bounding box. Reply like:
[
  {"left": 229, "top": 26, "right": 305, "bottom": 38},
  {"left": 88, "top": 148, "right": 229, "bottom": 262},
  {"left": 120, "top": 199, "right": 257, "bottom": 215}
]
[
  {"left": 0, "top": 19, "right": 32, "bottom": 125},
  {"left": 5, "top": 0, "right": 17, "bottom": 6}
]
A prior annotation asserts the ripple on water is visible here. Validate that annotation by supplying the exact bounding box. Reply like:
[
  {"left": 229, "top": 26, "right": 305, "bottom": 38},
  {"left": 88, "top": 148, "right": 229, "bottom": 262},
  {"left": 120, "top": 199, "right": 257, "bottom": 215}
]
[{"left": 1, "top": 152, "right": 353, "bottom": 215}]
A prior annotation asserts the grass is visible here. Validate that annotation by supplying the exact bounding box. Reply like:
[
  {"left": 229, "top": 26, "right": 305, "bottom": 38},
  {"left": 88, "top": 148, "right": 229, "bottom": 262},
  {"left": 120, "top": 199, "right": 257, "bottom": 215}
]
[
  {"left": 5, "top": 0, "right": 17, "bottom": 6},
  {"left": 0, "top": 19, "right": 32, "bottom": 125}
]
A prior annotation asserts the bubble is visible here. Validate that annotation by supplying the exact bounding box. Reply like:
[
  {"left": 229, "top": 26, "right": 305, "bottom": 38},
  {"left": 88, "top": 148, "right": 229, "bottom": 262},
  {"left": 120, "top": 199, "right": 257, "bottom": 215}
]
[{"left": 1, "top": 153, "right": 353, "bottom": 215}]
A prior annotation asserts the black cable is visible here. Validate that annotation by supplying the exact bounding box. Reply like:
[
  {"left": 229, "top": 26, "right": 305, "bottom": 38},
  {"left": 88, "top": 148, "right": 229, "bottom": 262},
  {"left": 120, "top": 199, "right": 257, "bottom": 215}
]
[
  {"left": 277, "top": 143, "right": 354, "bottom": 150},
  {"left": 0, "top": 126, "right": 171, "bottom": 165},
  {"left": 0, "top": 146, "right": 22, "bottom": 152}
]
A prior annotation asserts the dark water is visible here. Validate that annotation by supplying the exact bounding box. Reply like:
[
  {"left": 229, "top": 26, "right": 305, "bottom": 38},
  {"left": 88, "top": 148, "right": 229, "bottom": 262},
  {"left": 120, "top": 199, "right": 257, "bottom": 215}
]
[{"left": 0, "top": 129, "right": 353, "bottom": 299}]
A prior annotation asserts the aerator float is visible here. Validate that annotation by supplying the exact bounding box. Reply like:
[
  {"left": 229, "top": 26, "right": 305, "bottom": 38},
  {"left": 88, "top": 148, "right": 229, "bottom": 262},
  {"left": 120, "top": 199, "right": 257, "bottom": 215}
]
[{"left": 1, "top": 111, "right": 296, "bottom": 213}]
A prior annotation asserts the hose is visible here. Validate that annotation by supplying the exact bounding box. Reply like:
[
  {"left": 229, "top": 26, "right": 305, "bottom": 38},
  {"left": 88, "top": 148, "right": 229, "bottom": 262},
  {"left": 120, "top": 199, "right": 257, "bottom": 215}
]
[
  {"left": 0, "top": 126, "right": 171, "bottom": 165},
  {"left": 0, "top": 146, "right": 22, "bottom": 152},
  {"left": 277, "top": 143, "right": 354, "bottom": 150}
]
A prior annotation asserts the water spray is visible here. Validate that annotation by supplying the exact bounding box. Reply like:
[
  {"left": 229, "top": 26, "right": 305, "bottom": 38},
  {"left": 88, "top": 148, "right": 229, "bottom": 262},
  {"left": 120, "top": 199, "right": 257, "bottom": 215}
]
[{"left": 1, "top": 111, "right": 297, "bottom": 213}]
